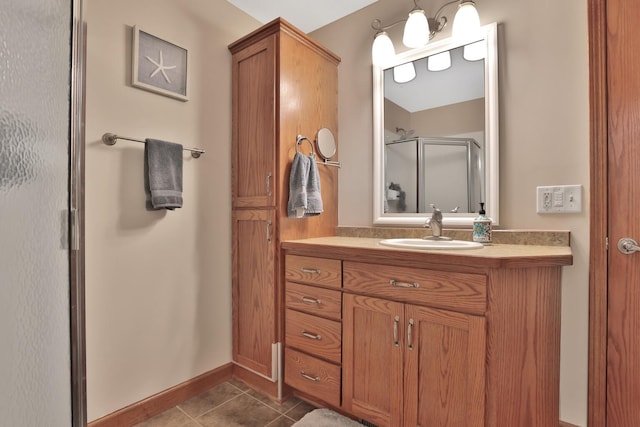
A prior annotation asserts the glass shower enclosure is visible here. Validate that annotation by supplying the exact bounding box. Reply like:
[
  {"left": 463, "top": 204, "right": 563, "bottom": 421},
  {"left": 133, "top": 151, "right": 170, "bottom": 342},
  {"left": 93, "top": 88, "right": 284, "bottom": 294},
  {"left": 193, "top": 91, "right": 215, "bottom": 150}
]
[
  {"left": 1, "top": 0, "right": 85, "bottom": 425},
  {"left": 385, "top": 137, "right": 482, "bottom": 214}
]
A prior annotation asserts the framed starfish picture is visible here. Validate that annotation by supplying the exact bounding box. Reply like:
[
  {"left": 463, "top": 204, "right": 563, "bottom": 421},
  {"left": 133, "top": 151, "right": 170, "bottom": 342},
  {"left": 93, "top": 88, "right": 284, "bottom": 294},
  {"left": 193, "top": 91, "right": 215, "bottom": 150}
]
[{"left": 132, "top": 26, "right": 188, "bottom": 101}]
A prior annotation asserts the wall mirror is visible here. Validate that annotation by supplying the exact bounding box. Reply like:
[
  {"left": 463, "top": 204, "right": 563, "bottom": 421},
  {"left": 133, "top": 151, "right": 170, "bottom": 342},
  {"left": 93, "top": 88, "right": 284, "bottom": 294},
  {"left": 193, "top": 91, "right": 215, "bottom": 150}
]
[{"left": 373, "top": 22, "right": 499, "bottom": 227}]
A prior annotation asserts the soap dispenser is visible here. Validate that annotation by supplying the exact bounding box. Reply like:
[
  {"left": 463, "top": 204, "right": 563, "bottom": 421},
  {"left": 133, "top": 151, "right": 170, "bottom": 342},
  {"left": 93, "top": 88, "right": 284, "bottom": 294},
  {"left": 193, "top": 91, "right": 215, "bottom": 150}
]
[{"left": 473, "top": 202, "right": 492, "bottom": 244}]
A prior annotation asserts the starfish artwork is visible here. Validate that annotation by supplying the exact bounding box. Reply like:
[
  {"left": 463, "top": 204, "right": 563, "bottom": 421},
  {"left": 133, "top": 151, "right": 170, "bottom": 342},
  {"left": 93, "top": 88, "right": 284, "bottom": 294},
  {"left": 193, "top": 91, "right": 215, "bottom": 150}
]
[{"left": 145, "top": 50, "right": 176, "bottom": 83}]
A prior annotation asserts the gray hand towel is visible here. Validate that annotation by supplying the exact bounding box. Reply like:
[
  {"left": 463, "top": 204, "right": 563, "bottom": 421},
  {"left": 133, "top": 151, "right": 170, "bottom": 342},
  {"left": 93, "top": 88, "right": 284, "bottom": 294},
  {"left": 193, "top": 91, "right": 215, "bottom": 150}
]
[
  {"left": 144, "top": 138, "right": 183, "bottom": 210},
  {"left": 287, "top": 152, "right": 323, "bottom": 218},
  {"left": 305, "top": 154, "right": 323, "bottom": 216}
]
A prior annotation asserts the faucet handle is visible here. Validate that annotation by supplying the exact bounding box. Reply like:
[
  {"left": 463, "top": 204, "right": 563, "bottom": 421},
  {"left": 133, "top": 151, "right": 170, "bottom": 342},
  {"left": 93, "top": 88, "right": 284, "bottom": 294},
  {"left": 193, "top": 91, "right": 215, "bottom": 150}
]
[{"left": 429, "top": 204, "right": 442, "bottom": 220}]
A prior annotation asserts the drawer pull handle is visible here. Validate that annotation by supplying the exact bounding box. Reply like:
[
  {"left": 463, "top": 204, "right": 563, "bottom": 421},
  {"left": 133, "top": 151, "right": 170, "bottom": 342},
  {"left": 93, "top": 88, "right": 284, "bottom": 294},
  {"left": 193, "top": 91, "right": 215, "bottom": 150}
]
[
  {"left": 393, "top": 315, "right": 400, "bottom": 347},
  {"left": 301, "top": 267, "right": 321, "bottom": 274},
  {"left": 302, "top": 331, "right": 322, "bottom": 340},
  {"left": 390, "top": 279, "right": 420, "bottom": 288},
  {"left": 301, "top": 296, "right": 322, "bottom": 305},
  {"left": 408, "top": 318, "right": 415, "bottom": 350},
  {"left": 300, "top": 371, "right": 320, "bottom": 382},
  {"left": 266, "top": 172, "right": 272, "bottom": 196},
  {"left": 266, "top": 220, "right": 272, "bottom": 244}
]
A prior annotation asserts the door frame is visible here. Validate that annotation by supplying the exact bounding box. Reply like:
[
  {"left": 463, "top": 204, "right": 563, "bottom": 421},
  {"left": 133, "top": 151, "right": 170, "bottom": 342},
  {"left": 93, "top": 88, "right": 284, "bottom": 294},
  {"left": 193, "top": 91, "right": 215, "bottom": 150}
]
[{"left": 588, "top": 0, "right": 608, "bottom": 425}]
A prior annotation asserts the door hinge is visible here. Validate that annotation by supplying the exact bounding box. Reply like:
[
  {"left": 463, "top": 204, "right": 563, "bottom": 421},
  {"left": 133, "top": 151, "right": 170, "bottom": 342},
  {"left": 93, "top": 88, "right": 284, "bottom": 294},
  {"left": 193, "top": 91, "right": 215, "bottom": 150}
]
[{"left": 605, "top": 236, "right": 609, "bottom": 251}]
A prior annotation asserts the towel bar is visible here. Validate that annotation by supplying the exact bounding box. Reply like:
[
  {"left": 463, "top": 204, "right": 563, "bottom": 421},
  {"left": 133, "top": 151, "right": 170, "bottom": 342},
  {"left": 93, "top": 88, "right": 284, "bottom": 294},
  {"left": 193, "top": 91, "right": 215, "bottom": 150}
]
[{"left": 102, "top": 133, "right": 205, "bottom": 158}]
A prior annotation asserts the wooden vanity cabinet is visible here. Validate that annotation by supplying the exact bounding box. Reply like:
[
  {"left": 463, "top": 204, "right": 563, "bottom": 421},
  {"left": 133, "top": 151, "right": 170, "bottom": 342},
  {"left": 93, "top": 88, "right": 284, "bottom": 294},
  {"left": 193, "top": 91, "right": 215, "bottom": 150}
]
[
  {"left": 281, "top": 239, "right": 571, "bottom": 427},
  {"left": 343, "top": 295, "right": 485, "bottom": 427},
  {"left": 342, "top": 262, "right": 486, "bottom": 427},
  {"left": 232, "top": 210, "right": 276, "bottom": 378},
  {"left": 283, "top": 255, "right": 342, "bottom": 407},
  {"left": 228, "top": 19, "right": 340, "bottom": 396}
]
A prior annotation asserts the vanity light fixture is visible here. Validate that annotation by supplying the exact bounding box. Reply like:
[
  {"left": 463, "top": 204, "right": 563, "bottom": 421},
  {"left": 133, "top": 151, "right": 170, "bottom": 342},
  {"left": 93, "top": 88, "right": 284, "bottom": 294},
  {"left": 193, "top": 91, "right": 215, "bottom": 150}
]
[{"left": 371, "top": 0, "right": 481, "bottom": 67}]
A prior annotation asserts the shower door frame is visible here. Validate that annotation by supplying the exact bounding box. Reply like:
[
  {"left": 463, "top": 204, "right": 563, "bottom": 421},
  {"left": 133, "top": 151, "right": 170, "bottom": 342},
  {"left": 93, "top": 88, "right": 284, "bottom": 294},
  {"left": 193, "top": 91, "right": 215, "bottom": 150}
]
[{"left": 70, "top": 0, "right": 87, "bottom": 425}]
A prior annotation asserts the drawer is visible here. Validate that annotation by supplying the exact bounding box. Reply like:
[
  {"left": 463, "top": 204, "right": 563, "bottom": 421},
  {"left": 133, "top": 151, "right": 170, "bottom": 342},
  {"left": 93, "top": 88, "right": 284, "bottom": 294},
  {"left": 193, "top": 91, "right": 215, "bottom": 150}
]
[
  {"left": 285, "top": 309, "right": 341, "bottom": 363},
  {"left": 343, "top": 261, "right": 487, "bottom": 315},
  {"left": 285, "top": 348, "right": 341, "bottom": 408},
  {"left": 286, "top": 282, "right": 342, "bottom": 320},
  {"left": 285, "top": 255, "right": 342, "bottom": 288}
]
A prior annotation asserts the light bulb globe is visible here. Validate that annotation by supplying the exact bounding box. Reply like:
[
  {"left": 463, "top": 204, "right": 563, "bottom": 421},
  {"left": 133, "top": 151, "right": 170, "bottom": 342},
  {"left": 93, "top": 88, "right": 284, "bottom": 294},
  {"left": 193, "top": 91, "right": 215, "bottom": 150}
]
[
  {"left": 403, "top": 9, "right": 430, "bottom": 48},
  {"left": 372, "top": 32, "right": 395, "bottom": 67},
  {"left": 452, "top": 1, "right": 480, "bottom": 39},
  {"left": 393, "top": 62, "right": 417, "bottom": 83}
]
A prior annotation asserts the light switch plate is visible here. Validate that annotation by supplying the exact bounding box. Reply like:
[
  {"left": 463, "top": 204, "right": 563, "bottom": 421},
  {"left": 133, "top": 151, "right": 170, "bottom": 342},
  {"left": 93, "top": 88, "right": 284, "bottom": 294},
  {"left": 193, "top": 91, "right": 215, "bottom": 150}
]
[{"left": 537, "top": 185, "right": 582, "bottom": 213}]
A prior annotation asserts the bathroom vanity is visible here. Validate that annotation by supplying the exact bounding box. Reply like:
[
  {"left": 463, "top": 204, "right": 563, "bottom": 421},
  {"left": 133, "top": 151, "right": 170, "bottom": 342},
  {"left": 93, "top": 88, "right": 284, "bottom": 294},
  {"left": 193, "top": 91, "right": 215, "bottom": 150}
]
[{"left": 281, "top": 236, "right": 573, "bottom": 427}]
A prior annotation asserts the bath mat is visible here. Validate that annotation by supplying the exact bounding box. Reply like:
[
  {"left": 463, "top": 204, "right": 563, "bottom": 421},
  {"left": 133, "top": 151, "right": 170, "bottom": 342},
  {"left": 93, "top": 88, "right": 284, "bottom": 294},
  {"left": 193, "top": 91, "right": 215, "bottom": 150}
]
[{"left": 293, "top": 408, "right": 362, "bottom": 426}]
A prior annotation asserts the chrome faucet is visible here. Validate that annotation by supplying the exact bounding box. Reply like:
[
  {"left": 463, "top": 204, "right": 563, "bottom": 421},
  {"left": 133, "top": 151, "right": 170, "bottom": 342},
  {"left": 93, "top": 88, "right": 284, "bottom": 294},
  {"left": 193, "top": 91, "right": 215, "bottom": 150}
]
[{"left": 424, "top": 204, "right": 451, "bottom": 240}]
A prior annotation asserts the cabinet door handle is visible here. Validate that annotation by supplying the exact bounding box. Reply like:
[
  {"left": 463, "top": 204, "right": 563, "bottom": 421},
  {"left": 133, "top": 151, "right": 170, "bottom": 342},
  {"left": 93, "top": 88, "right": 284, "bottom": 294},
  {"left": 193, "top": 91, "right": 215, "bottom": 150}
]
[
  {"left": 266, "top": 221, "right": 272, "bottom": 243},
  {"left": 390, "top": 279, "right": 420, "bottom": 288},
  {"left": 407, "top": 318, "right": 415, "bottom": 350},
  {"left": 300, "top": 371, "right": 320, "bottom": 382},
  {"left": 393, "top": 315, "right": 400, "bottom": 347},
  {"left": 301, "top": 330, "right": 322, "bottom": 340},
  {"left": 301, "top": 296, "right": 322, "bottom": 305},
  {"left": 301, "top": 267, "right": 321, "bottom": 274},
  {"left": 266, "top": 172, "right": 272, "bottom": 196}
]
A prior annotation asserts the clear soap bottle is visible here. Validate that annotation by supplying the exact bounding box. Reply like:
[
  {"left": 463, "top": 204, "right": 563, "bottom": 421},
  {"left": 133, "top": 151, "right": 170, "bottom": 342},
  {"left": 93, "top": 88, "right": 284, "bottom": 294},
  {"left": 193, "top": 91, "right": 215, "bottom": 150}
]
[{"left": 473, "top": 202, "right": 492, "bottom": 244}]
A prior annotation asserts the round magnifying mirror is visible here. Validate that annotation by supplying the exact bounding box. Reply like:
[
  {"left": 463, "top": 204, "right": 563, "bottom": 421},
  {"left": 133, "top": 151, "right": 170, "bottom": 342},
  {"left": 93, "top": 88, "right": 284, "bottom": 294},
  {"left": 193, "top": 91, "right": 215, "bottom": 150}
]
[{"left": 316, "top": 128, "right": 337, "bottom": 160}]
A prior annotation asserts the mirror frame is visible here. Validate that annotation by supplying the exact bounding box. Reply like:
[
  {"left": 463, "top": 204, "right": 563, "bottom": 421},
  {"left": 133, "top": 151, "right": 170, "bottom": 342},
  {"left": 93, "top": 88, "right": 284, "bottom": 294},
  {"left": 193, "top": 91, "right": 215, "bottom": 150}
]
[{"left": 373, "top": 22, "right": 499, "bottom": 227}]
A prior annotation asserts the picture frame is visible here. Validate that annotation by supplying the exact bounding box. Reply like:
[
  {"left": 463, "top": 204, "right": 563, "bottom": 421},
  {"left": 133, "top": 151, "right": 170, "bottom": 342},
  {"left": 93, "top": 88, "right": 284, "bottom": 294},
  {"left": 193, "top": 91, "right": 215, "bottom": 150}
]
[{"left": 132, "top": 26, "right": 188, "bottom": 102}]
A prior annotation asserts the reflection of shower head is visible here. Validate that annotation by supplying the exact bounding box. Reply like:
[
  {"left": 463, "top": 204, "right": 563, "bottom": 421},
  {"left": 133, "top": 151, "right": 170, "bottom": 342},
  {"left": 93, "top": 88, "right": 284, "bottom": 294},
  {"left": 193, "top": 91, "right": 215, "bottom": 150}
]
[{"left": 395, "top": 127, "right": 415, "bottom": 138}]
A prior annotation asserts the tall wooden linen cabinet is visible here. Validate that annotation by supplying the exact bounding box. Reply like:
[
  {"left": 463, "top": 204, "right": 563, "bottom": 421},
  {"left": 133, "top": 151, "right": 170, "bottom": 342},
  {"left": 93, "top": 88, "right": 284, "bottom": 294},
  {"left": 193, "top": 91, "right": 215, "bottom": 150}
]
[{"left": 228, "top": 19, "right": 340, "bottom": 398}]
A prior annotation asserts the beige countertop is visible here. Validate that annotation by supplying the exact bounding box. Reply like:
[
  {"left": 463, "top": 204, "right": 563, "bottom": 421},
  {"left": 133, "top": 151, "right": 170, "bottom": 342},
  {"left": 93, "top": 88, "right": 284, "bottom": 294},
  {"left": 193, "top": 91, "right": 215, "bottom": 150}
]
[{"left": 281, "top": 236, "right": 573, "bottom": 270}]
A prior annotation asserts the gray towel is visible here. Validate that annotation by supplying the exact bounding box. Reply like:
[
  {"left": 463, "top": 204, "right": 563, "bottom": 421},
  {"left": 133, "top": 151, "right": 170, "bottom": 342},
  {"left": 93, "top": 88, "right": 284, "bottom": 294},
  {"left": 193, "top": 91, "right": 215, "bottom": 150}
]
[
  {"left": 287, "top": 152, "right": 323, "bottom": 218},
  {"left": 144, "top": 138, "right": 183, "bottom": 210}
]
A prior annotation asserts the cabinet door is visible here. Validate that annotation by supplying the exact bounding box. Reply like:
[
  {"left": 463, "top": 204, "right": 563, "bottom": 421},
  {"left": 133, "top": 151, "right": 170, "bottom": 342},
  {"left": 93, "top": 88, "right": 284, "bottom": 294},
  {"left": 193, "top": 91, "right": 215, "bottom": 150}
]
[
  {"left": 232, "top": 209, "right": 276, "bottom": 378},
  {"left": 404, "top": 304, "right": 486, "bottom": 427},
  {"left": 231, "top": 35, "right": 277, "bottom": 208},
  {"left": 343, "top": 294, "right": 404, "bottom": 427}
]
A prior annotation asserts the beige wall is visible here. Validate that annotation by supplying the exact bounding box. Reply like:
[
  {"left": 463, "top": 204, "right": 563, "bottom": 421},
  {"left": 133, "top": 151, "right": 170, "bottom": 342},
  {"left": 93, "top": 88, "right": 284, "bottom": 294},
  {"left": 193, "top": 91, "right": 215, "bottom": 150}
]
[
  {"left": 312, "top": 0, "right": 589, "bottom": 425},
  {"left": 411, "top": 98, "right": 484, "bottom": 137},
  {"left": 384, "top": 98, "right": 484, "bottom": 139},
  {"left": 84, "top": 0, "right": 258, "bottom": 421}
]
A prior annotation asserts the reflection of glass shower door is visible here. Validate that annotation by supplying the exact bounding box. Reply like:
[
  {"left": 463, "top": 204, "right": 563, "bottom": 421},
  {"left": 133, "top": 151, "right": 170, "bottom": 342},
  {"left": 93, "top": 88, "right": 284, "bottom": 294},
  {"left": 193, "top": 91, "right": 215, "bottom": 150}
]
[
  {"left": 417, "top": 138, "right": 481, "bottom": 213},
  {"left": 384, "top": 139, "right": 418, "bottom": 212},
  {"left": 0, "top": 0, "right": 74, "bottom": 424},
  {"left": 420, "top": 143, "right": 469, "bottom": 212}
]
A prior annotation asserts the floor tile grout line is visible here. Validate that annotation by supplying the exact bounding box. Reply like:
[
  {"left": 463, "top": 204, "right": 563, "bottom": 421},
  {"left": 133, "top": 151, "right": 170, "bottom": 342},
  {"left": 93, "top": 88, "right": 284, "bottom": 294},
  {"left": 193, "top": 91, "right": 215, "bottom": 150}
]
[
  {"left": 243, "top": 390, "right": 293, "bottom": 414},
  {"left": 227, "top": 380, "right": 252, "bottom": 394},
  {"left": 181, "top": 391, "right": 246, "bottom": 420},
  {"left": 282, "top": 401, "right": 310, "bottom": 418},
  {"left": 175, "top": 406, "right": 203, "bottom": 426},
  {"left": 264, "top": 413, "right": 298, "bottom": 427}
]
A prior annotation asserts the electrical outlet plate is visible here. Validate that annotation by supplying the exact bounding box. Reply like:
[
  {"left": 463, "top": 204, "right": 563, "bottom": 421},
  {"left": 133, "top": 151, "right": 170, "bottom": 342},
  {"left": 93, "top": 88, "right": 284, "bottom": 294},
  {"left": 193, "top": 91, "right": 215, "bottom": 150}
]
[{"left": 536, "top": 185, "right": 582, "bottom": 213}]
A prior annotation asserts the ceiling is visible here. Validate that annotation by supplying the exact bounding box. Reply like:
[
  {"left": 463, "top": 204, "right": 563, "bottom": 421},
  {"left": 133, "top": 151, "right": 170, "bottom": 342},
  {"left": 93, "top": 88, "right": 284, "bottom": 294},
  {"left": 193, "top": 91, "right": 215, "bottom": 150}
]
[{"left": 226, "top": 0, "right": 379, "bottom": 33}]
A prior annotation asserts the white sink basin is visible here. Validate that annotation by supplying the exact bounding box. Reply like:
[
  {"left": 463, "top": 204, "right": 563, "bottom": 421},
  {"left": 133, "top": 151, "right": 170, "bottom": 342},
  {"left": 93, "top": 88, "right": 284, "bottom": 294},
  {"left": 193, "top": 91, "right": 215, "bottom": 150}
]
[{"left": 379, "top": 238, "right": 484, "bottom": 250}]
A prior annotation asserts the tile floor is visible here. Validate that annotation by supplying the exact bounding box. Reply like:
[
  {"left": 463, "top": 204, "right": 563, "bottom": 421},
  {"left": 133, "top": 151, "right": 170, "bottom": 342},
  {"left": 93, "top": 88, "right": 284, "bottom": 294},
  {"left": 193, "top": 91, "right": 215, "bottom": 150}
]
[{"left": 133, "top": 379, "right": 316, "bottom": 427}]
